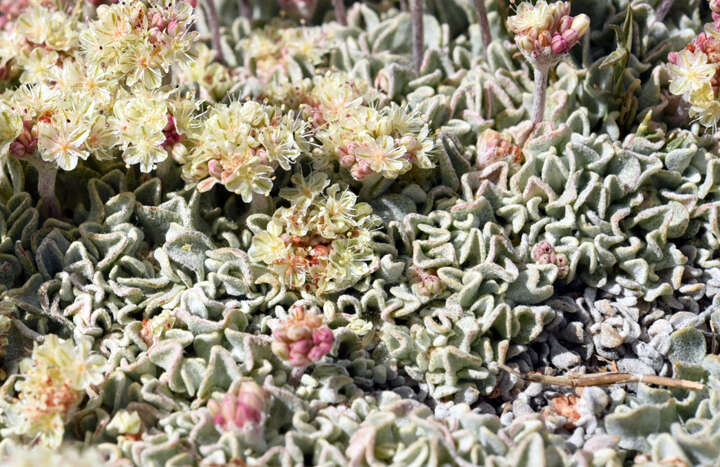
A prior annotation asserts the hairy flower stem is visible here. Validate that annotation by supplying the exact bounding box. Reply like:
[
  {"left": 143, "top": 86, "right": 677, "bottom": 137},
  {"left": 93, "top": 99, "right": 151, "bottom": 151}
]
[
  {"left": 473, "top": 0, "right": 491, "bottom": 53},
  {"left": 400, "top": 0, "right": 408, "bottom": 11},
  {"left": 204, "top": 0, "right": 226, "bottom": 65},
  {"left": 411, "top": 0, "right": 424, "bottom": 72},
  {"left": 531, "top": 63, "right": 550, "bottom": 127},
  {"left": 238, "top": 0, "right": 251, "bottom": 19},
  {"left": 333, "top": 0, "right": 347, "bottom": 25},
  {"left": 33, "top": 159, "right": 61, "bottom": 218},
  {"left": 655, "top": 0, "right": 674, "bottom": 23}
]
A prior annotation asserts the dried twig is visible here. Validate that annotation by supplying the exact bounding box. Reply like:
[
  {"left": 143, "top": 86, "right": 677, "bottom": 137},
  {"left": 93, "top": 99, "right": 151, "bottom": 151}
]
[
  {"left": 204, "top": 0, "right": 226, "bottom": 66},
  {"left": 500, "top": 364, "right": 705, "bottom": 391}
]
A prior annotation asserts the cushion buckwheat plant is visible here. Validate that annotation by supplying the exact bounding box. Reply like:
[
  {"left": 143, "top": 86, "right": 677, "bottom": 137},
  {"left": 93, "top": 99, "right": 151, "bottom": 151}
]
[{"left": 2, "top": 0, "right": 720, "bottom": 466}]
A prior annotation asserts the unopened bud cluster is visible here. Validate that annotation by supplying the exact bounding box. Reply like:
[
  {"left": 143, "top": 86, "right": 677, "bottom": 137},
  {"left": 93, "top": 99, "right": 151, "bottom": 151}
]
[
  {"left": 207, "top": 381, "right": 268, "bottom": 431},
  {"left": 271, "top": 304, "right": 334, "bottom": 367},
  {"left": 532, "top": 241, "right": 569, "bottom": 279},
  {"left": 408, "top": 266, "right": 444, "bottom": 296},
  {"left": 507, "top": 1, "right": 589, "bottom": 65}
]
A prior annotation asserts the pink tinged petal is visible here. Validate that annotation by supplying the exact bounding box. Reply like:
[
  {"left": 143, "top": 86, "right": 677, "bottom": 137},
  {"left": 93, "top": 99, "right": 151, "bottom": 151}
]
[
  {"left": 197, "top": 178, "right": 218, "bottom": 192},
  {"left": 207, "top": 159, "right": 223, "bottom": 178}
]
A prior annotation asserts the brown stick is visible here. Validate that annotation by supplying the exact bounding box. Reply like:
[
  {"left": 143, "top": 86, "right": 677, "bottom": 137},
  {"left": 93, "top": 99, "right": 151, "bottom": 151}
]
[
  {"left": 500, "top": 364, "right": 705, "bottom": 391},
  {"left": 204, "top": 0, "right": 226, "bottom": 66}
]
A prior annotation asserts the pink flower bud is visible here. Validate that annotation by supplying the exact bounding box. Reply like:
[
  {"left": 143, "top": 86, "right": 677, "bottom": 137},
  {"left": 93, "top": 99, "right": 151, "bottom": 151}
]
[
  {"left": 272, "top": 305, "right": 333, "bottom": 368},
  {"left": 289, "top": 339, "right": 313, "bottom": 355},
  {"left": 559, "top": 15, "right": 572, "bottom": 33},
  {"left": 289, "top": 352, "right": 310, "bottom": 367},
  {"left": 312, "top": 327, "right": 333, "bottom": 345},
  {"left": 668, "top": 51, "right": 679, "bottom": 65},
  {"left": 350, "top": 160, "right": 372, "bottom": 180},
  {"left": 308, "top": 342, "right": 332, "bottom": 361},
  {"left": 340, "top": 153, "right": 356, "bottom": 168},
  {"left": 551, "top": 30, "right": 576, "bottom": 55},
  {"left": 167, "top": 19, "right": 179, "bottom": 37},
  {"left": 150, "top": 12, "right": 165, "bottom": 29},
  {"left": 208, "top": 382, "right": 267, "bottom": 431},
  {"left": 532, "top": 241, "right": 554, "bottom": 262},
  {"left": 570, "top": 14, "right": 589, "bottom": 38}
]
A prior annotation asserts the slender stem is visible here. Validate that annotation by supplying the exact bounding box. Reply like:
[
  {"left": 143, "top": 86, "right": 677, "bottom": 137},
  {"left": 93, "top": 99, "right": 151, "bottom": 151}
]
[
  {"left": 33, "top": 159, "right": 61, "bottom": 218},
  {"left": 411, "top": 0, "right": 424, "bottom": 72},
  {"left": 496, "top": 0, "right": 510, "bottom": 35},
  {"left": 238, "top": 0, "right": 251, "bottom": 20},
  {"left": 582, "top": 30, "right": 590, "bottom": 69},
  {"left": 655, "top": 0, "right": 674, "bottom": 23},
  {"left": 473, "top": 0, "right": 491, "bottom": 53},
  {"left": 400, "top": 0, "right": 409, "bottom": 11},
  {"left": 333, "top": 0, "right": 347, "bottom": 25},
  {"left": 531, "top": 64, "right": 550, "bottom": 127},
  {"left": 204, "top": 0, "right": 226, "bottom": 66}
]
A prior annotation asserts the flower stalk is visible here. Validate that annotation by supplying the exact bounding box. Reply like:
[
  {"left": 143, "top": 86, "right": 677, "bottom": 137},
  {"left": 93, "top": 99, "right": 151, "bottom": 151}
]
[
  {"left": 34, "top": 158, "right": 60, "bottom": 218},
  {"left": 655, "top": 0, "right": 675, "bottom": 23},
  {"left": 411, "top": 0, "right": 424, "bottom": 71},
  {"left": 473, "top": 0, "right": 491, "bottom": 53},
  {"left": 239, "top": 0, "right": 251, "bottom": 19},
  {"left": 507, "top": 1, "right": 589, "bottom": 127},
  {"left": 333, "top": 0, "right": 347, "bottom": 25},
  {"left": 204, "top": 0, "right": 226, "bottom": 65},
  {"left": 531, "top": 63, "right": 550, "bottom": 127}
]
